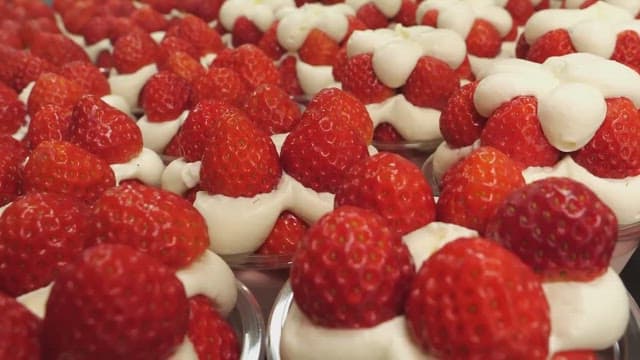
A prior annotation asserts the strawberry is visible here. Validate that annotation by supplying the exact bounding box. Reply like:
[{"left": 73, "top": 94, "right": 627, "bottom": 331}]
[
  {"left": 21, "top": 18, "right": 60, "bottom": 47},
  {"left": 481, "top": 96, "right": 561, "bottom": 167},
  {"left": 486, "top": 177, "right": 617, "bottom": 281},
  {"left": 336, "top": 152, "right": 436, "bottom": 236},
  {"left": 0, "top": 136, "right": 28, "bottom": 206},
  {"left": 80, "top": 15, "right": 114, "bottom": 45},
  {"left": 186, "top": 0, "right": 224, "bottom": 22},
  {"left": 0, "top": 22, "right": 22, "bottom": 49},
  {"left": 331, "top": 46, "right": 349, "bottom": 83},
  {"left": 59, "top": 61, "right": 110, "bottom": 97},
  {"left": 108, "top": 17, "right": 145, "bottom": 42},
  {"left": 243, "top": 83, "right": 302, "bottom": 134},
  {"left": 158, "top": 35, "right": 200, "bottom": 67},
  {"left": 402, "top": 55, "right": 459, "bottom": 111},
  {"left": 392, "top": 0, "right": 418, "bottom": 26},
  {"left": 373, "top": 123, "right": 405, "bottom": 143},
  {"left": 405, "top": 237, "right": 550, "bottom": 359},
  {"left": 130, "top": 5, "right": 169, "bottom": 33},
  {"left": 29, "top": 32, "right": 90, "bottom": 67},
  {"left": 257, "top": 22, "right": 286, "bottom": 60},
  {"left": 92, "top": 182, "right": 209, "bottom": 269},
  {"left": 23, "top": 140, "right": 115, "bottom": 204},
  {"left": 200, "top": 110, "right": 282, "bottom": 197},
  {"left": 190, "top": 67, "right": 250, "bottom": 107},
  {"left": 437, "top": 146, "right": 525, "bottom": 234},
  {"left": 505, "top": 0, "right": 534, "bottom": 26},
  {"left": 281, "top": 113, "right": 370, "bottom": 193},
  {"left": 0, "top": 292, "right": 42, "bottom": 360},
  {"left": 439, "top": 81, "right": 486, "bottom": 148},
  {"left": 525, "top": 29, "right": 576, "bottom": 63},
  {"left": 611, "top": 30, "right": 640, "bottom": 74},
  {"left": 0, "top": 82, "right": 26, "bottom": 135},
  {"left": 341, "top": 53, "right": 395, "bottom": 104},
  {"left": 42, "top": 244, "right": 189, "bottom": 359},
  {"left": 231, "top": 16, "right": 263, "bottom": 47},
  {"left": 356, "top": 3, "right": 389, "bottom": 29},
  {"left": 257, "top": 211, "right": 307, "bottom": 255},
  {"left": 138, "top": 0, "right": 178, "bottom": 14},
  {"left": 112, "top": 30, "right": 160, "bottom": 74},
  {"left": 8, "top": 52, "right": 58, "bottom": 92},
  {"left": 96, "top": 49, "right": 114, "bottom": 71},
  {"left": 552, "top": 351, "right": 597, "bottom": 360},
  {"left": 27, "top": 72, "right": 83, "bottom": 118},
  {"left": 58, "top": 1, "right": 97, "bottom": 34},
  {"left": 25, "top": 105, "right": 72, "bottom": 149},
  {"left": 140, "top": 71, "right": 191, "bottom": 122},
  {"left": 465, "top": 19, "right": 502, "bottom": 58},
  {"left": 188, "top": 295, "right": 240, "bottom": 360},
  {"left": 278, "top": 55, "right": 303, "bottom": 97},
  {"left": 290, "top": 206, "right": 414, "bottom": 328},
  {"left": 165, "top": 14, "right": 225, "bottom": 56},
  {"left": 573, "top": 97, "right": 640, "bottom": 178},
  {"left": 515, "top": 32, "right": 531, "bottom": 59},
  {"left": 69, "top": 95, "right": 143, "bottom": 164},
  {"left": 212, "top": 44, "right": 281, "bottom": 90},
  {"left": 0, "top": 192, "right": 92, "bottom": 296},
  {"left": 298, "top": 29, "right": 340, "bottom": 66},
  {"left": 159, "top": 50, "right": 207, "bottom": 84},
  {"left": 303, "top": 88, "right": 374, "bottom": 144}
]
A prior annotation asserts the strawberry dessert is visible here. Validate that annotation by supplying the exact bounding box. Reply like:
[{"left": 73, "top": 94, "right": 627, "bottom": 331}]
[
  {"left": 553, "top": 0, "right": 640, "bottom": 17},
  {"left": 346, "top": 0, "right": 419, "bottom": 29},
  {"left": 218, "top": 0, "right": 296, "bottom": 47}
]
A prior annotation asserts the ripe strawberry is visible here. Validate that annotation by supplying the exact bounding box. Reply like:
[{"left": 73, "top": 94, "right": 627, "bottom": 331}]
[
  {"left": 373, "top": 123, "right": 405, "bottom": 143},
  {"left": 93, "top": 182, "right": 209, "bottom": 269},
  {"left": 437, "top": 146, "right": 525, "bottom": 234},
  {"left": 27, "top": 72, "right": 83, "bottom": 118},
  {"left": 9, "top": 52, "right": 58, "bottom": 92},
  {"left": 109, "top": 17, "right": 145, "bottom": 42},
  {"left": 290, "top": 206, "right": 414, "bottom": 328},
  {"left": 341, "top": 53, "right": 395, "bottom": 104},
  {"left": 611, "top": 30, "right": 640, "bottom": 74},
  {"left": 298, "top": 29, "right": 340, "bottom": 66},
  {"left": 185, "top": 0, "right": 223, "bottom": 22},
  {"left": 257, "top": 22, "right": 286, "bottom": 60},
  {"left": 406, "top": 237, "right": 550, "bottom": 359},
  {"left": 58, "top": 1, "right": 97, "bottom": 34},
  {"left": 23, "top": 140, "right": 116, "bottom": 204},
  {"left": 465, "top": 19, "right": 502, "bottom": 58},
  {"left": 25, "top": 105, "right": 72, "bottom": 149},
  {"left": 336, "top": 152, "right": 436, "bottom": 236},
  {"left": 231, "top": 16, "right": 263, "bottom": 47},
  {"left": 130, "top": 5, "right": 169, "bottom": 33},
  {"left": 552, "top": 351, "right": 597, "bottom": 360},
  {"left": 29, "top": 32, "right": 90, "bottom": 67},
  {"left": 481, "top": 96, "right": 561, "bottom": 167},
  {"left": 303, "top": 87, "right": 374, "bottom": 143},
  {"left": 159, "top": 50, "right": 207, "bottom": 84},
  {"left": 526, "top": 29, "right": 576, "bottom": 63},
  {"left": 281, "top": 114, "right": 369, "bottom": 193},
  {"left": 139, "top": 0, "right": 177, "bottom": 14},
  {"left": 402, "top": 55, "right": 459, "bottom": 111},
  {"left": 573, "top": 97, "right": 640, "bottom": 178},
  {"left": 278, "top": 55, "right": 303, "bottom": 97},
  {"left": 200, "top": 110, "right": 282, "bottom": 197},
  {"left": 158, "top": 35, "right": 200, "bottom": 67},
  {"left": 42, "top": 244, "right": 189, "bottom": 359},
  {"left": 69, "top": 95, "right": 143, "bottom": 164},
  {"left": 505, "top": 0, "right": 534, "bottom": 26},
  {"left": 356, "top": 3, "right": 389, "bottom": 29},
  {"left": 165, "top": 14, "right": 224, "bottom": 56},
  {"left": 243, "top": 83, "right": 302, "bottom": 134},
  {"left": 0, "top": 22, "right": 22, "bottom": 49},
  {"left": 0, "top": 192, "right": 92, "bottom": 296},
  {"left": 190, "top": 67, "right": 250, "bottom": 107},
  {"left": 0, "top": 82, "right": 26, "bottom": 134},
  {"left": 188, "top": 295, "right": 240, "bottom": 360},
  {"left": 486, "top": 177, "right": 617, "bottom": 281},
  {"left": 392, "top": 0, "right": 418, "bottom": 26},
  {"left": 212, "top": 44, "right": 281, "bottom": 90},
  {"left": 0, "top": 292, "right": 42, "bottom": 360},
  {"left": 112, "top": 30, "right": 160, "bottom": 74},
  {"left": 140, "top": 71, "right": 191, "bottom": 122},
  {"left": 419, "top": 9, "right": 438, "bottom": 27},
  {"left": 0, "top": 136, "right": 28, "bottom": 206},
  {"left": 59, "top": 61, "right": 110, "bottom": 97},
  {"left": 439, "top": 81, "right": 486, "bottom": 148},
  {"left": 96, "top": 49, "right": 114, "bottom": 71},
  {"left": 257, "top": 211, "right": 307, "bottom": 255},
  {"left": 80, "top": 15, "right": 113, "bottom": 45},
  {"left": 331, "top": 46, "right": 349, "bottom": 83}
]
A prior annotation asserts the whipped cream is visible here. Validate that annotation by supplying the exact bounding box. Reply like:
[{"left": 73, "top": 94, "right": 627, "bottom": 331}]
[
  {"left": 110, "top": 147, "right": 165, "bottom": 187},
  {"left": 367, "top": 94, "right": 442, "bottom": 142},
  {"left": 346, "top": 0, "right": 402, "bottom": 17},
  {"left": 416, "top": 0, "right": 513, "bottom": 38},
  {"left": 109, "top": 63, "right": 158, "bottom": 112},
  {"left": 53, "top": 14, "right": 111, "bottom": 63},
  {"left": 293, "top": 56, "right": 341, "bottom": 96},
  {"left": 219, "top": 0, "right": 295, "bottom": 32},
  {"left": 138, "top": 110, "right": 190, "bottom": 153}
]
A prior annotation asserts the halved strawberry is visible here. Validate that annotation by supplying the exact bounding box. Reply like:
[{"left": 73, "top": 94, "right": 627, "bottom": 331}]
[
  {"left": 190, "top": 67, "right": 250, "bottom": 107},
  {"left": 165, "top": 14, "right": 225, "bottom": 56},
  {"left": 0, "top": 136, "right": 28, "bottom": 206},
  {"left": 58, "top": 61, "right": 110, "bottom": 97},
  {"left": 140, "top": 71, "right": 191, "bottom": 122},
  {"left": 356, "top": 3, "right": 389, "bottom": 29},
  {"left": 231, "top": 16, "right": 263, "bottom": 47},
  {"left": 611, "top": 30, "right": 640, "bottom": 74},
  {"left": 29, "top": 32, "right": 90, "bottom": 67},
  {"left": 440, "top": 81, "right": 486, "bottom": 148},
  {"left": 27, "top": 72, "right": 83, "bottom": 118},
  {"left": 298, "top": 29, "right": 340, "bottom": 66},
  {"left": 243, "top": 83, "right": 302, "bottom": 134},
  {"left": 0, "top": 293, "right": 42, "bottom": 360},
  {"left": 341, "top": 53, "right": 395, "bottom": 104},
  {"left": 188, "top": 295, "right": 240, "bottom": 360},
  {"left": 257, "top": 211, "right": 307, "bottom": 255},
  {"left": 402, "top": 55, "right": 459, "bottom": 111},
  {"left": 465, "top": 19, "right": 502, "bottom": 58},
  {"left": 525, "top": 29, "right": 576, "bottom": 63},
  {"left": 211, "top": 44, "right": 281, "bottom": 90},
  {"left": 112, "top": 30, "right": 160, "bottom": 74}
]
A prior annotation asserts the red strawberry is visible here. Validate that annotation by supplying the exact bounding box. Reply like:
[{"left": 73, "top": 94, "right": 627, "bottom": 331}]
[
  {"left": 190, "top": 67, "right": 250, "bottom": 107},
  {"left": 0, "top": 82, "right": 26, "bottom": 135},
  {"left": 109, "top": 17, "right": 145, "bottom": 43},
  {"left": 59, "top": 61, "right": 110, "bottom": 97},
  {"left": 93, "top": 182, "right": 209, "bottom": 269},
  {"left": 439, "top": 81, "right": 486, "bottom": 148},
  {"left": 140, "top": 71, "right": 191, "bottom": 122},
  {"left": 130, "top": 5, "right": 169, "bottom": 33},
  {"left": 341, "top": 53, "right": 395, "bottom": 104},
  {"left": 465, "top": 19, "right": 502, "bottom": 58},
  {"left": 188, "top": 295, "right": 240, "bottom": 360},
  {"left": 526, "top": 29, "right": 576, "bottom": 63},
  {"left": 42, "top": 244, "right": 189, "bottom": 359},
  {"left": 186, "top": 0, "right": 224, "bottom": 22},
  {"left": 69, "top": 95, "right": 143, "bottom": 164},
  {"left": 343, "top": 15, "right": 368, "bottom": 45},
  {"left": 159, "top": 50, "right": 207, "bottom": 84},
  {"left": 486, "top": 177, "right": 617, "bottom": 281},
  {"left": 231, "top": 16, "right": 263, "bottom": 47},
  {"left": 552, "top": 351, "right": 597, "bottom": 360},
  {"left": 392, "top": 0, "right": 418, "bottom": 26},
  {"left": 331, "top": 46, "right": 349, "bottom": 83},
  {"left": 139, "top": 0, "right": 177, "bottom": 14},
  {"left": 9, "top": 52, "right": 58, "bottom": 92},
  {"left": 96, "top": 49, "right": 114, "bottom": 71},
  {"left": 298, "top": 29, "right": 340, "bottom": 66},
  {"left": 611, "top": 30, "right": 640, "bottom": 74},
  {"left": 281, "top": 114, "right": 370, "bottom": 193},
  {"left": 405, "top": 237, "right": 550, "bottom": 359},
  {"left": 80, "top": 15, "right": 114, "bottom": 45},
  {"left": 481, "top": 96, "right": 561, "bottom": 167},
  {"left": 505, "top": 0, "right": 535, "bottom": 26},
  {"left": 257, "top": 22, "right": 286, "bottom": 60},
  {"left": 437, "top": 146, "right": 525, "bottom": 234},
  {"left": 25, "top": 105, "right": 72, "bottom": 149},
  {"left": 112, "top": 30, "right": 160, "bottom": 74},
  {"left": 356, "top": 3, "right": 389, "bottom": 29},
  {"left": 23, "top": 140, "right": 116, "bottom": 204},
  {"left": 165, "top": 14, "right": 224, "bottom": 56},
  {"left": 158, "top": 35, "right": 200, "bottom": 67},
  {"left": 515, "top": 32, "right": 531, "bottom": 59},
  {"left": 212, "top": 44, "right": 281, "bottom": 90},
  {"left": 27, "top": 72, "right": 83, "bottom": 118},
  {"left": 243, "top": 83, "right": 302, "bottom": 134},
  {"left": 257, "top": 211, "right": 307, "bottom": 255},
  {"left": 58, "top": 1, "right": 97, "bottom": 35},
  {"left": 336, "top": 152, "right": 436, "bottom": 236},
  {"left": 373, "top": 123, "right": 405, "bottom": 143},
  {"left": 573, "top": 97, "right": 640, "bottom": 178},
  {"left": 278, "top": 55, "right": 303, "bottom": 97},
  {"left": 0, "top": 22, "right": 22, "bottom": 49},
  {"left": 402, "top": 55, "right": 459, "bottom": 111},
  {"left": 303, "top": 87, "right": 374, "bottom": 144},
  {"left": 0, "top": 192, "right": 92, "bottom": 296},
  {"left": 29, "top": 32, "right": 90, "bottom": 67},
  {"left": 290, "top": 206, "right": 414, "bottom": 328},
  {"left": 419, "top": 9, "right": 439, "bottom": 27},
  {"left": 0, "top": 292, "right": 42, "bottom": 360},
  {"left": 200, "top": 110, "right": 282, "bottom": 197},
  {"left": 0, "top": 136, "right": 28, "bottom": 206}
]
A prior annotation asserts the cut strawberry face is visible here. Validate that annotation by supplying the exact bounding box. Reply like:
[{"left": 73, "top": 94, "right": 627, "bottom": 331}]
[{"left": 0, "top": 293, "right": 42, "bottom": 360}]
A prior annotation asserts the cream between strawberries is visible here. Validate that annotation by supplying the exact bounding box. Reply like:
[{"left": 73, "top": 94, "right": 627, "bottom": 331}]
[
  {"left": 346, "top": 0, "right": 403, "bottom": 17},
  {"left": 219, "top": 0, "right": 295, "bottom": 32},
  {"left": 416, "top": 0, "right": 513, "bottom": 38}
]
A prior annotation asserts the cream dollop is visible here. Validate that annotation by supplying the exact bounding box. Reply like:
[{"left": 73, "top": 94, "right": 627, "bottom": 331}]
[
  {"left": 367, "top": 94, "right": 442, "bottom": 142},
  {"left": 416, "top": 0, "right": 513, "bottom": 38},
  {"left": 220, "top": 0, "right": 295, "bottom": 32},
  {"left": 138, "top": 110, "right": 190, "bottom": 154},
  {"left": 110, "top": 147, "right": 166, "bottom": 187},
  {"left": 346, "top": 0, "right": 402, "bottom": 17}
]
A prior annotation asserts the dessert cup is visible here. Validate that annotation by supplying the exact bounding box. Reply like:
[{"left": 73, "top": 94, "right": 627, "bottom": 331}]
[{"left": 232, "top": 280, "right": 267, "bottom": 360}]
